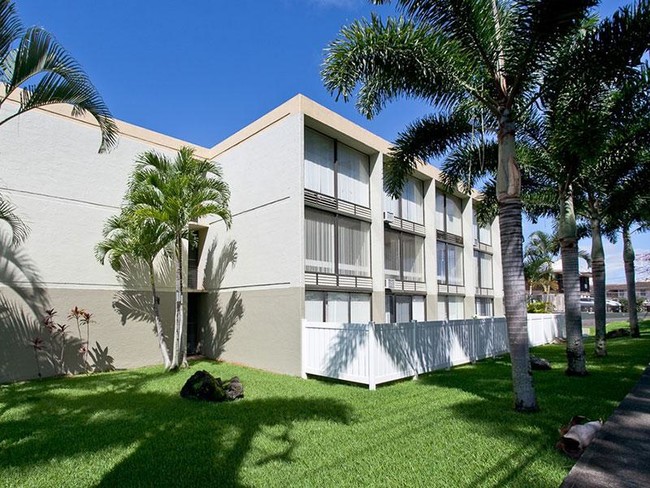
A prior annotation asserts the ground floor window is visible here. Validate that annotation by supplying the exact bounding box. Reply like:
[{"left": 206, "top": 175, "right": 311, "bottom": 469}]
[
  {"left": 305, "top": 291, "right": 371, "bottom": 323},
  {"left": 475, "top": 297, "right": 494, "bottom": 317},
  {"left": 437, "top": 295, "right": 464, "bottom": 321},
  {"left": 385, "top": 294, "right": 426, "bottom": 323}
]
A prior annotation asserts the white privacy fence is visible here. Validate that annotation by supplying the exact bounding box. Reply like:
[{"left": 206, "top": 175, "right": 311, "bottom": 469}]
[{"left": 302, "top": 314, "right": 565, "bottom": 389}]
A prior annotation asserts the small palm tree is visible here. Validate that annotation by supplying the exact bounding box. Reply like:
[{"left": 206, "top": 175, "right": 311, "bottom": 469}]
[
  {"left": 0, "top": 0, "right": 118, "bottom": 243},
  {"left": 129, "top": 147, "right": 232, "bottom": 370},
  {"left": 95, "top": 211, "right": 173, "bottom": 369}
]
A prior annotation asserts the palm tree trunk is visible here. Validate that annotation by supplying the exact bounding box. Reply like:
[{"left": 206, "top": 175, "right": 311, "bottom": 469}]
[
  {"left": 149, "top": 261, "right": 171, "bottom": 369},
  {"left": 497, "top": 118, "right": 538, "bottom": 412},
  {"left": 559, "top": 190, "right": 587, "bottom": 375},
  {"left": 623, "top": 225, "right": 639, "bottom": 337},
  {"left": 171, "top": 235, "right": 184, "bottom": 369},
  {"left": 591, "top": 217, "right": 607, "bottom": 356}
]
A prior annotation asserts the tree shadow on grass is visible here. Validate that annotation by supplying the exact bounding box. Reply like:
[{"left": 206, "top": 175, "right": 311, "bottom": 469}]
[
  {"left": 412, "top": 334, "right": 650, "bottom": 486},
  {"left": 0, "top": 365, "right": 352, "bottom": 487}
]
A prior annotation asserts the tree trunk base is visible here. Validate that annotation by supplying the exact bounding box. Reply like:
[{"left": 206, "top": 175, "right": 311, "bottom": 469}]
[
  {"left": 565, "top": 369, "right": 589, "bottom": 377},
  {"left": 515, "top": 403, "right": 540, "bottom": 413}
]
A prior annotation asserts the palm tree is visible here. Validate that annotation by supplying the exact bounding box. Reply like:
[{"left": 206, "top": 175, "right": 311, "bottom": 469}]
[
  {"left": 524, "top": 230, "right": 558, "bottom": 302},
  {"left": 605, "top": 163, "right": 650, "bottom": 338},
  {"left": 411, "top": 2, "right": 650, "bottom": 374},
  {"left": 0, "top": 0, "right": 118, "bottom": 241},
  {"left": 129, "top": 147, "right": 232, "bottom": 370},
  {"left": 95, "top": 211, "right": 173, "bottom": 369},
  {"left": 323, "top": 0, "right": 598, "bottom": 411}
]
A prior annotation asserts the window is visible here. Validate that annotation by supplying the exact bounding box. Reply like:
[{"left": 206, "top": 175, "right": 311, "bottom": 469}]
[
  {"left": 437, "top": 241, "right": 464, "bottom": 285},
  {"left": 338, "top": 216, "right": 371, "bottom": 276},
  {"left": 188, "top": 229, "right": 201, "bottom": 289},
  {"left": 437, "top": 296, "right": 464, "bottom": 321},
  {"left": 474, "top": 251, "right": 493, "bottom": 289},
  {"left": 305, "top": 291, "right": 371, "bottom": 323},
  {"left": 384, "top": 177, "right": 424, "bottom": 224},
  {"left": 305, "top": 208, "right": 370, "bottom": 277},
  {"left": 385, "top": 295, "right": 426, "bottom": 323},
  {"left": 305, "top": 209, "right": 335, "bottom": 274},
  {"left": 304, "top": 128, "right": 370, "bottom": 207},
  {"left": 436, "top": 192, "right": 463, "bottom": 236},
  {"left": 472, "top": 210, "right": 492, "bottom": 246},
  {"left": 384, "top": 230, "right": 425, "bottom": 282},
  {"left": 475, "top": 297, "right": 493, "bottom": 317}
]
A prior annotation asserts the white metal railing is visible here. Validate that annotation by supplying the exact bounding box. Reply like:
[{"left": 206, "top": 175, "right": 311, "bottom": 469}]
[{"left": 301, "top": 314, "right": 565, "bottom": 390}]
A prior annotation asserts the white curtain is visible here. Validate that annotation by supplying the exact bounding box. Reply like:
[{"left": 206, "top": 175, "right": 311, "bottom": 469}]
[
  {"left": 473, "top": 210, "right": 492, "bottom": 245},
  {"left": 338, "top": 143, "right": 370, "bottom": 207},
  {"left": 437, "top": 242, "right": 447, "bottom": 283},
  {"left": 350, "top": 294, "right": 371, "bottom": 323},
  {"left": 304, "top": 128, "right": 335, "bottom": 196},
  {"left": 402, "top": 234, "right": 424, "bottom": 282},
  {"left": 402, "top": 178, "right": 424, "bottom": 224},
  {"left": 480, "top": 252, "right": 493, "bottom": 288},
  {"left": 384, "top": 230, "right": 401, "bottom": 279},
  {"left": 305, "top": 292, "right": 324, "bottom": 322},
  {"left": 412, "top": 295, "right": 425, "bottom": 321},
  {"left": 384, "top": 192, "right": 400, "bottom": 217},
  {"left": 479, "top": 225, "right": 492, "bottom": 245},
  {"left": 447, "top": 244, "right": 464, "bottom": 285},
  {"left": 435, "top": 192, "right": 445, "bottom": 231},
  {"left": 475, "top": 297, "right": 493, "bottom": 317},
  {"left": 396, "top": 296, "right": 411, "bottom": 323},
  {"left": 446, "top": 194, "right": 463, "bottom": 236},
  {"left": 338, "top": 217, "right": 370, "bottom": 276},
  {"left": 448, "top": 296, "right": 464, "bottom": 320},
  {"left": 305, "top": 209, "right": 335, "bottom": 273},
  {"left": 327, "top": 293, "right": 349, "bottom": 323}
]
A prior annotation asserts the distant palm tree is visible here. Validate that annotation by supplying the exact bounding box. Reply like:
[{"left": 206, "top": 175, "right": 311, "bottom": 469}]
[
  {"left": 0, "top": 0, "right": 118, "bottom": 243},
  {"left": 95, "top": 212, "right": 173, "bottom": 369},
  {"left": 524, "top": 230, "right": 558, "bottom": 301},
  {"left": 323, "top": 0, "right": 597, "bottom": 411},
  {"left": 129, "top": 147, "right": 232, "bottom": 370}
]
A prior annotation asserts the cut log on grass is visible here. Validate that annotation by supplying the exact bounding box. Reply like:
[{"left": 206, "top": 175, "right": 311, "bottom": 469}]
[{"left": 556, "top": 416, "right": 603, "bottom": 459}]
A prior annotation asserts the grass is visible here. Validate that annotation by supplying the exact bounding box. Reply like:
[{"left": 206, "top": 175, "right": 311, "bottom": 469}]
[
  {"left": 1, "top": 322, "right": 649, "bottom": 488},
  {"left": 586, "top": 317, "right": 650, "bottom": 336}
]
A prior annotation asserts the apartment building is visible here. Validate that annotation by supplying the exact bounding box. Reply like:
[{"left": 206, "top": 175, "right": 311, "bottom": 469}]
[{"left": 0, "top": 94, "right": 503, "bottom": 382}]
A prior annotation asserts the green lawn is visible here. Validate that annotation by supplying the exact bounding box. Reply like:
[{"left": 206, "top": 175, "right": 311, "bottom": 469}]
[{"left": 1, "top": 322, "right": 649, "bottom": 488}]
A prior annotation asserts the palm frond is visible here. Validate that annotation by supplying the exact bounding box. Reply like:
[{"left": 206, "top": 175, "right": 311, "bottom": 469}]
[
  {"left": 0, "top": 0, "right": 21, "bottom": 65},
  {"left": 384, "top": 109, "right": 477, "bottom": 197},
  {"left": 0, "top": 192, "right": 28, "bottom": 244},
  {"left": 322, "top": 14, "right": 471, "bottom": 118},
  {"left": 0, "top": 26, "right": 118, "bottom": 152}
]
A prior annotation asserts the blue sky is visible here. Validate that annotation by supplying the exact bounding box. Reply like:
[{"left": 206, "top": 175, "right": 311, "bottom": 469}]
[{"left": 14, "top": 0, "right": 648, "bottom": 284}]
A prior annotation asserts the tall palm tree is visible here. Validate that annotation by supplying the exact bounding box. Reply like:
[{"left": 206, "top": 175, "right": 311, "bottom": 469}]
[
  {"left": 323, "top": 0, "right": 598, "bottom": 411},
  {"left": 605, "top": 162, "right": 650, "bottom": 338},
  {"left": 129, "top": 147, "right": 232, "bottom": 370},
  {"left": 95, "top": 211, "right": 173, "bottom": 369},
  {"left": 0, "top": 0, "right": 118, "bottom": 242}
]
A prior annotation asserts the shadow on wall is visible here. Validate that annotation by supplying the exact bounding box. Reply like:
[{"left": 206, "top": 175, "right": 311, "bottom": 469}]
[
  {"left": 111, "top": 255, "right": 175, "bottom": 346},
  {"left": 202, "top": 239, "right": 244, "bottom": 359},
  {"left": 0, "top": 233, "right": 114, "bottom": 382}
]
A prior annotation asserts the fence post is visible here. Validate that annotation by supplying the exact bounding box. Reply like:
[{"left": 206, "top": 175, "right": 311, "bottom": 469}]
[
  {"left": 411, "top": 320, "right": 419, "bottom": 380},
  {"left": 300, "top": 319, "right": 308, "bottom": 379},
  {"left": 368, "top": 321, "right": 376, "bottom": 390}
]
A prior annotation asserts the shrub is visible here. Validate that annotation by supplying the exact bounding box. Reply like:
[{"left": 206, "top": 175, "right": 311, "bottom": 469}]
[{"left": 528, "top": 301, "right": 553, "bottom": 313}]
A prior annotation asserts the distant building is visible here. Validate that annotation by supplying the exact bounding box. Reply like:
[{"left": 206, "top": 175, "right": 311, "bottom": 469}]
[{"left": 606, "top": 282, "right": 650, "bottom": 302}]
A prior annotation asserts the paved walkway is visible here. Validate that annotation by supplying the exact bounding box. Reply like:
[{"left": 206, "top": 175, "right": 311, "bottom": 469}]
[{"left": 561, "top": 364, "right": 650, "bottom": 488}]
